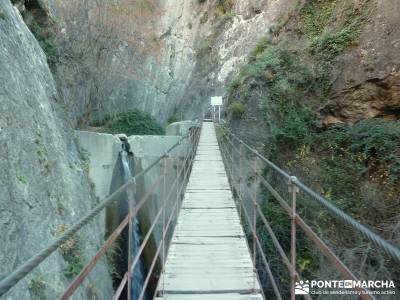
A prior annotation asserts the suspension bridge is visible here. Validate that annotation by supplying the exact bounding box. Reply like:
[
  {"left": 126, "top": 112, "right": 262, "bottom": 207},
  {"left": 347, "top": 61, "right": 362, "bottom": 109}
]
[
  {"left": 155, "top": 122, "right": 263, "bottom": 299},
  {"left": 0, "top": 120, "right": 399, "bottom": 300}
]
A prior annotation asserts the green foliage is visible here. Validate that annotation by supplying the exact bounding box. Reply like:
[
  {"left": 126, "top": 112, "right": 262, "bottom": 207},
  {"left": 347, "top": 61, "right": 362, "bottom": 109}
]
[
  {"left": 319, "top": 119, "right": 400, "bottom": 184},
  {"left": 101, "top": 109, "right": 165, "bottom": 136},
  {"left": 63, "top": 255, "right": 85, "bottom": 279},
  {"left": 314, "top": 61, "right": 332, "bottom": 100},
  {"left": 256, "top": 119, "right": 400, "bottom": 289},
  {"left": 310, "top": 27, "right": 358, "bottom": 61},
  {"left": 269, "top": 10, "right": 293, "bottom": 36},
  {"left": 284, "top": 118, "right": 400, "bottom": 224},
  {"left": 229, "top": 41, "right": 317, "bottom": 153},
  {"left": 216, "top": 0, "right": 235, "bottom": 15},
  {"left": 249, "top": 36, "right": 270, "bottom": 62},
  {"left": 17, "top": 174, "right": 27, "bottom": 184},
  {"left": 215, "top": 125, "right": 225, "bottom": 141},
  {"left": 28, "top": 20, "right": 59, "bottom": 66},
  {"left": 55, "top": 224, "right": 85, "bottom": 279},
  {"left": 28, "top": 276, "right": 46, "bottom": 298},
  {"left": 304, "top": 1, "right": 373, "bottom": 61},
  {"left": 167, "top": 114, "right": 179, "bottom": 124},
  {"left": 78, "top": 147, "right": 90, "bottom": 174},
  {"left": 229, "top": 101, "right": 245, "bottom": 118},
  {"left": 225, "top": 0, "right": 394, "bottom": 293},
  {"left": 300, "top": 0, "right": 337, "bottom": 38}
]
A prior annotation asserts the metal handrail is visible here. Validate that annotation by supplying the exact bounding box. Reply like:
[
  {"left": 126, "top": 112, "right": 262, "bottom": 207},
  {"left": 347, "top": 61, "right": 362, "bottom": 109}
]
[
  {"left": 0, "top": 123, "right": 201, "bottom": 298},
  {"left": 71, "top": 124, "right": 201, "bottom": 300},
  {"left": 218, "top": 129, "right": 372, "bottom": 299},
  {"left": 60, "top": 174, "right": 165, "bottom": 299},
  {"left": 111, "top": 126, "right": 200, "bottom": 300},
  {"left": 219, "top": 139, "right": 295, "bottom": 300},
  {"left": 220, "top": 124, "right": 400, "bottom": 264},
  {"left": 217, "top": 123, "right": 400, "bottom": 300}
]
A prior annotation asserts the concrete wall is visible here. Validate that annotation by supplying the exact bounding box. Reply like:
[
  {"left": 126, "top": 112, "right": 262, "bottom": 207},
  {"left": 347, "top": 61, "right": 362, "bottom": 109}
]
[
  {"left": 128, "top": 135, "right": 187, "bottom": 245},
  {"left": 76, "top": 122, "right": 195, "bottom": 266},
  {"left": 165, "top": 120, "right": 196, "bottom": 136},
  {"left": 75, "top": 131, "right": 188, "bottom": 209},
  {"left": 76, "top": 131, "right": 122, "bottom": 200}
]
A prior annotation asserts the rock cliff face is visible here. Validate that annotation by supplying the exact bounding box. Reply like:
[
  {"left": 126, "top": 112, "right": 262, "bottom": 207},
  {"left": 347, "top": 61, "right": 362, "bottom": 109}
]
[
  {"left": 319, "top": 0, "right": 400, "bottom": 124},
  {"left": 2, "top": 0, "right": 400, "bottom": 298},
  {"left": 32, "top": 0, "right": 297, "bottom": 124},
  {"left": 162, "top": 0, "right": 296, "bottom": 120},
  {"left": 21, "top": 0, "right": 400, "bottom": 126},
  {"left": 0, "top": 1, "right": 113, "bottom": 298},
  {"left": 219, "top": 1, "right": 400, "bottom": 296}
]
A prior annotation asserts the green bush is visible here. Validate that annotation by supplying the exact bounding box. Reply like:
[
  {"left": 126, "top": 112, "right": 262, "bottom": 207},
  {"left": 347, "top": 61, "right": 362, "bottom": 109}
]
[
  {"left": 306, "top": 1, "right": 373, "bottom": 61},
  {"left": 310, "top": 27, "right": 358, "bottom": 61},
  {"left": 228, "top": 41, "right": 317, "bottom": 153},
  {"left": 28, "top": 20, "right": 59, "bottom": 66},
  {"left": 102, "top": 110, "right": 165, "bottom": 136},
  {"left": 225, "top": 1, "right": 396, "bottom": 294},
  {"left": 28, "top": 276, "right": 46, "bottom": 297},
  {"left": 63, "top": 255, "right": 85, "bottom": 279},
  {"left": 167, "top": 114, "right": 179, "bottom": 124},
  {"left": 216, "top": 0, "right": 235, "bottom": 15},
  {"left": 249, "top": 36, "right": 270, "bottom": 61},
  {"left": 55, "top": 224, "right": 85, "bottom": 279},
  {"left": 300, "top": 0, "right": 337, "bottom": 38},
  {"left": 319, "top": 119, "right": 400, "bottom": 184},
  {"left": 229, "top": 101, "right": 245, "bottom": 118}
]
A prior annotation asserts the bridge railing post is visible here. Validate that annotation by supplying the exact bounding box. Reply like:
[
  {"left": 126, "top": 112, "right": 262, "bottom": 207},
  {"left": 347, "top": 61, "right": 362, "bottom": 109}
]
[
  {"left": 288, "top": 176, "right": 299, "bottom": 300},
  {"left": 239, "top": 144, "right": 243, "bottom": 219},
  {"left": 128, "top": 211, "right": 133, "bottom": 298},
  {"left": 252, "top": 158, "right": 259, "bottom": 289},
  {"left": 161, "top": 157, "right": 168, "bottom": 296},
  {"left": 230, "top": 133, "right": 235, "bottom": 186}
]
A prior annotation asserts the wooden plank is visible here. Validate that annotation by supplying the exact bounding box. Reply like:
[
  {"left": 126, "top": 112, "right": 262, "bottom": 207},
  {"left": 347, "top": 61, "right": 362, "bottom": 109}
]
[{"left": 156, "top": 122, "right": 263, "bottom": 300}]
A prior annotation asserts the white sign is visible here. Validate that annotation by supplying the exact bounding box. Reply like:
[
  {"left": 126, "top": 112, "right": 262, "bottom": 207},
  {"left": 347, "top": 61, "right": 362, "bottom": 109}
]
[{"left": 211, "top": 96, "right": 223, "bottom": 106}]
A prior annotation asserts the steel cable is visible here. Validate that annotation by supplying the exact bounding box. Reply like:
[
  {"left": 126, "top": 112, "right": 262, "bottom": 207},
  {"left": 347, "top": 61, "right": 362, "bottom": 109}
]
[
  {"left": 0, "top": 129, "right": 195, "bottom": 296},
  {"left": 219, "top": 124, "right": 400, "bottom": 264}
]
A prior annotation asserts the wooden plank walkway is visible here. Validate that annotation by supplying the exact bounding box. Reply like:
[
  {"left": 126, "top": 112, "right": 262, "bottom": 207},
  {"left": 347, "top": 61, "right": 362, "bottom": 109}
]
[{"left": 156, "top": 122, "right": 263, "bottom": 300}]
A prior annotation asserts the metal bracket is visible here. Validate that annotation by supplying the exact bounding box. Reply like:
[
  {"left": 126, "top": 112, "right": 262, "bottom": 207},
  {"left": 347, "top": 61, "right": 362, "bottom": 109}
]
[{"left": 288, "top": 176, "right": 299, "bottom": 193}]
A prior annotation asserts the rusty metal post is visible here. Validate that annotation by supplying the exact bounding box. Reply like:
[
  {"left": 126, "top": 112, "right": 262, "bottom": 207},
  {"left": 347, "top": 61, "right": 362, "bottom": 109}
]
[
  {"left": 177, "top": 145, "right": 185, "bottom": 219},
  {"left": 252, "top": 159, "right": 259, "bottom": 289},
  {"left": 161, "top": 157, "right": 168, "bottom": 296},
  {"left": 127, "top": 196, "right": 133, "bottom": 300},
  {"left": 230, "top": 134, "right": 234, "bottom": 184},
  {"left": 239, "top": 144, "right": 243, "bottom": 219},
  {"left": 232, "top": 133, "right": 236, "bottom": 196},
  {"left": 289, "top": 176, "right": 299, "bottom": 300}
]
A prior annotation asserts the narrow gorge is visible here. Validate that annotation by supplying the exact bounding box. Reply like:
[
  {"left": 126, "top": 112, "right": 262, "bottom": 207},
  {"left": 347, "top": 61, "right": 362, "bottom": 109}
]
[{"left": 0, "top": 0, "right": 399, "bottom": 299}]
